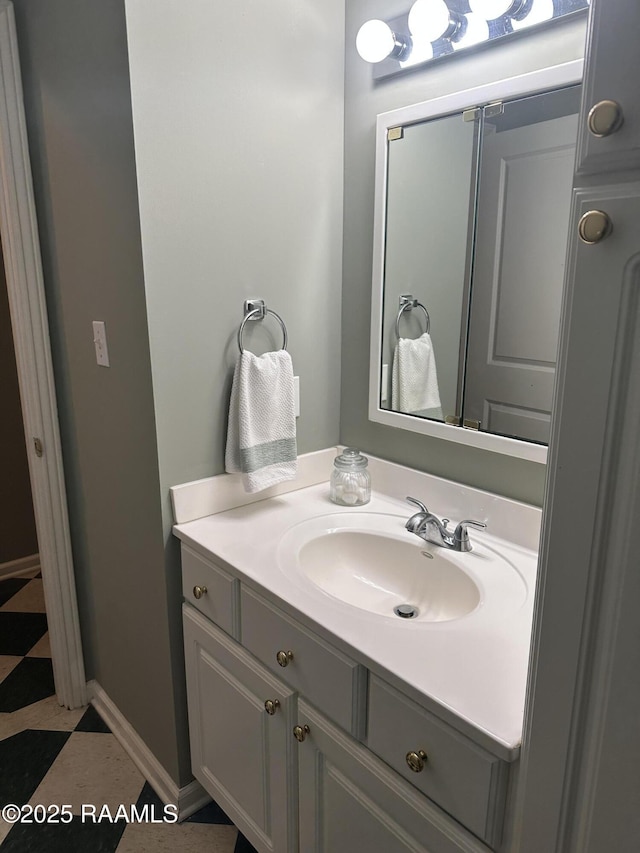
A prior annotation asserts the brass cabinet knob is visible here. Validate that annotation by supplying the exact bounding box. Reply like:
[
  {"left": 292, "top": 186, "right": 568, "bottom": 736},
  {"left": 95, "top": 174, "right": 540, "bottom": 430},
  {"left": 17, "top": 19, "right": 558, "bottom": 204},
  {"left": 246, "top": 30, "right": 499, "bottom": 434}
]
[
  {"left": 276, "top": 650, "right": 294, "bottom": 667},
  {"left": 587, "top": 100, "right": 624, "bottom": 138},
  {"left": 193, "top": 585, "right": 208, "bottom": 600},
  {"left": 578, "top": 210, "right": 613, "bottom": 245},
  {"left": 293, "top": 724, "right": 310, "bottom": 743},
  {"left": 406, "top": 750, "right": 428, "bottom": 773},
  {"left": 264, "top": 699, "right": 280, "bottom": 716}
]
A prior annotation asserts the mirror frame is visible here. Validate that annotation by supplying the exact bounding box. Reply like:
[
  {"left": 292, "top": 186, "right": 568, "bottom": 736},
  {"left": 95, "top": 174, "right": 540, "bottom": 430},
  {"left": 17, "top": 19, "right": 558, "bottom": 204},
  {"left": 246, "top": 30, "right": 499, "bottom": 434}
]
[{"left": 368, "top": 59, "right": 584, "bottom": 464}]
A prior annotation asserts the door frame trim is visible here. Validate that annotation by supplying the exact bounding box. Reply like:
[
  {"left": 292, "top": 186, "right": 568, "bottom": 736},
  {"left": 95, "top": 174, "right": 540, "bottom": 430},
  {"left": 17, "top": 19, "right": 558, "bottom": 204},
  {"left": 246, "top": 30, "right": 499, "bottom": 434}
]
[{"left": 0, "top": 0, "right": 86, "bottom": 708}]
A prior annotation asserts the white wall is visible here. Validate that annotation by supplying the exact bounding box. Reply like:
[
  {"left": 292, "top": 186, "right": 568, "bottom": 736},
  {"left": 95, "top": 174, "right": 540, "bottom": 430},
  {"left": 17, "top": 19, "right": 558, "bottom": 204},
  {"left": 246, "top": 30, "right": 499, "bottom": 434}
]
[{"left": 124, "top": 0, "right": 346, "bottom": 526}]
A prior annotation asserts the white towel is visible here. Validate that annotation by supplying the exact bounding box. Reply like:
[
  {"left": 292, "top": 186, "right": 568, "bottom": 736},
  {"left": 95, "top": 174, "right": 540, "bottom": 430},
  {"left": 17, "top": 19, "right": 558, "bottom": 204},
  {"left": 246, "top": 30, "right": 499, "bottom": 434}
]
[
  {"left": 391, "top": 333, "right": 442, "bottom": 418},
  {"left": 225, "top": 350, "right": 297, "bottom": 493}
]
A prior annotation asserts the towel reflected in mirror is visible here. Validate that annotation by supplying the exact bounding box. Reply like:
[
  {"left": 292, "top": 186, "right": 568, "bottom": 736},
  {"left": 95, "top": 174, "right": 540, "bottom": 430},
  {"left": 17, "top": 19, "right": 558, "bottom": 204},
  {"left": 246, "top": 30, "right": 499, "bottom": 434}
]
[{"left": 391, "top": 333, "right": 443, "bottom": 420}]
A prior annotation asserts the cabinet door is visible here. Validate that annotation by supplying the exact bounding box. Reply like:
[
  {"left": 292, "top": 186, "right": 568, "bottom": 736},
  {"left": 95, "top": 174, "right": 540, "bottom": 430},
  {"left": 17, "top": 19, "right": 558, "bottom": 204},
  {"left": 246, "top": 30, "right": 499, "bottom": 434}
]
[
  {"left": 576, "top": 0, "right": 640, "bottom": 175},
  {"left": 183, "top": 604, "right": 297, "bottom": 853},
  {"left": 296, "top": 700, "right": 491, "bottom": 853}
]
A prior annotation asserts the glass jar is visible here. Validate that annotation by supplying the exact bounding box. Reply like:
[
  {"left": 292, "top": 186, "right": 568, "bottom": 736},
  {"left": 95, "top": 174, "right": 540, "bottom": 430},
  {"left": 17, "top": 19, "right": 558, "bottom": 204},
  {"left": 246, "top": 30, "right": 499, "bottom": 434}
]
[{"left": 330, "top": 448, "right": 371, "bottom": 506}]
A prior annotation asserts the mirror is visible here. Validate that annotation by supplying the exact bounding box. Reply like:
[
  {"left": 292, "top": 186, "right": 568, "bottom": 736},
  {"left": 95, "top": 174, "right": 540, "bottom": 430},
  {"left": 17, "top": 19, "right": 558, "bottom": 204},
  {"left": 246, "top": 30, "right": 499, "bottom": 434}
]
[{"left": 369, "top": 62, "right": 583, "bottom": 462}]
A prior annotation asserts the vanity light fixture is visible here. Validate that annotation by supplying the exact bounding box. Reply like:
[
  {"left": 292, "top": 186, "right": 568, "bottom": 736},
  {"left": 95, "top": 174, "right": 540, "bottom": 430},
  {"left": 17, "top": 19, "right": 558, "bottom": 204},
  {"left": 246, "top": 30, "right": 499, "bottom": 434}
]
[
  {"left": 452, "top": 13, "right": 490, "bottom": 50},
  {"left": 512, "top": 0, "right": 555, "bottom": 29},
  {"left": 355, "top": 19, "right": 412, "bottom": 64},
  {"left": 408, "top": 0, "right": 465, "bottom": 44},
  {"left": 468, "top": 0, "right": 531, "bottom": 21},
  {"left": 356, "top": 0, "right": 589, "bottom": 79}
]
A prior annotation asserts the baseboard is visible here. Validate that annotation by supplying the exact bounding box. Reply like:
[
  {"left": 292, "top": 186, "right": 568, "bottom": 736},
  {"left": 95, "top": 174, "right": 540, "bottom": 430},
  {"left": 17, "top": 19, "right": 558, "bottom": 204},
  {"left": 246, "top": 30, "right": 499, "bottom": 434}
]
[
  {"left": 0, "top": 553, "right": 40, "bottom": 580},
  {"left": 87, "top": 680, "right": 210, "bottom": 820}
]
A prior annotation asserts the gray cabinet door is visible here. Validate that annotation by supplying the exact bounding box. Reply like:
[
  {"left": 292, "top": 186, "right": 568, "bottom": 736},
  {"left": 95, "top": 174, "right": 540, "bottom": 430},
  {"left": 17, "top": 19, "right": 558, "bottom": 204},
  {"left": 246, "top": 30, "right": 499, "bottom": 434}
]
[
  {"left": 575, "top": 0, "right": 640, "bottom": 175},
  {"left": 183, "top": 605, "right": 297, "bottom": 853},
  {"left": 517, "top": 0, "right": 640, "bottom": 848},
  {"left": 296, "top": 700, "right": 491, "bottom": 853}
]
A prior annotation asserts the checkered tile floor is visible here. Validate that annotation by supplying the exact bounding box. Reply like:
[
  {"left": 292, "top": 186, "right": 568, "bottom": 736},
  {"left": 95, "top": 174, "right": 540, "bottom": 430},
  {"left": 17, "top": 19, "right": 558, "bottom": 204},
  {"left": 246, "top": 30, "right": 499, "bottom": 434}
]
[{"left": 0, "top": 572, "right": 258, "bottom": 852}]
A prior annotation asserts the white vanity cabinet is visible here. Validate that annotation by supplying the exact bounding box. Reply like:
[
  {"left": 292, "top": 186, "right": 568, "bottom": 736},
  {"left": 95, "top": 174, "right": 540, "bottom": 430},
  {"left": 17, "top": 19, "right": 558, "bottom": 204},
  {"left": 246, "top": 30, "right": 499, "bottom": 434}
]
[
  {"left": 296, "top": 699, "right": 492, "bottom": 853},
  {"left": 180, "top": 544, "right": 510, "bottom": 853},
  {"left": 183, "top": 605, "right": 298, "bottom": 852}
]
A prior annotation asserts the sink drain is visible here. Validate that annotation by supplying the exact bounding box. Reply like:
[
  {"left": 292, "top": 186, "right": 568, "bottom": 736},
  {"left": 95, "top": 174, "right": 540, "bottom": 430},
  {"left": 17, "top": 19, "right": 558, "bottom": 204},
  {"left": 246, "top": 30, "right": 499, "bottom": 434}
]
[{"left": 394, "top": 604, "right": 419, "bottom": 619}]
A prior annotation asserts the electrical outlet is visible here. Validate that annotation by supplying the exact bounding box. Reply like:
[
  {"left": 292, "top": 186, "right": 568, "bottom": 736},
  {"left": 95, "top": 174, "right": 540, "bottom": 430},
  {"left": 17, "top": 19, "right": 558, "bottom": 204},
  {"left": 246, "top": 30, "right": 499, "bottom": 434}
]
[{"left": 92, "top": 321, "right": 110, "bottom": 367}]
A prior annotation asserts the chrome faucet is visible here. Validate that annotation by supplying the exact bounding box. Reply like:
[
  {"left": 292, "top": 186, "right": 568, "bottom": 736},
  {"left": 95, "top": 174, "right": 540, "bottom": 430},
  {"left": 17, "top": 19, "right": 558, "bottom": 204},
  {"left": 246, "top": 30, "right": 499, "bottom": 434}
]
[{"left": 405, "top": 497, "right": 486, "bottom": 553}]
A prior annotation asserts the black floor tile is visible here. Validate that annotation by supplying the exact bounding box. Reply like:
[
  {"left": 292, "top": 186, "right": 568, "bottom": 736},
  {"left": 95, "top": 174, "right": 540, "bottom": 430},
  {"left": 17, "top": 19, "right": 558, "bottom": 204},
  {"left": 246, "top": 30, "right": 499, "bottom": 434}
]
[
  {"left": 1, "top": 815, "right": 126, "bottom": 852},
  {"left": 0, "top": 658, "right": 55, "bottom": 713},
  {"left": 0, "top": 578, "right": 30, "bottom": 608},
  {"left": 186, "top": 795, "right": 233, "bottom": 825},
  {"left": 235, "top": 831, "right": 260, "bottom": 853},
  {"left": 74, "top": 705, "right": 111, "bottom": 734},
  {"left": 134, "top": 781, "right": 163, "bottom": 810},
  {"left": 135, "top": 782, "right": 234, "bottom": 826},
  {"left": 0, "top": 612, "right": 48, "bottom": 656},
  {"left": 0, "top": 729, "right": 70, "bottom": 807}
]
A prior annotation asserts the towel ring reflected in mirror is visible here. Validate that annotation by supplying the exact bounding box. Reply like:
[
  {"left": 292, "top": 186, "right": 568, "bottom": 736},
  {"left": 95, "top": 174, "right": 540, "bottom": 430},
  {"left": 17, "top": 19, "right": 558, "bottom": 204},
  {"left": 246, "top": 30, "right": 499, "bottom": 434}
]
[
  {"left": 237, "top": 305, "right": 288, "bottom": 354},
  {"left": 395, "top": 295, "right": 431, "bottom": 340}
]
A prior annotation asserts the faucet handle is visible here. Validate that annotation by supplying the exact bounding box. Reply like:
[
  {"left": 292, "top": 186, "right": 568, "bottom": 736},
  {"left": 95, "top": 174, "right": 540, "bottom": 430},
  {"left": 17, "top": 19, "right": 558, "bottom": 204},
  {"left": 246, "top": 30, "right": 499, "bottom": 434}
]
[
  {"left": 406, "top": 496, "right": 428, "bottom": 514},
  {"left": 453, "top": 519, "right": 487, "bottom": 551},
  {"left": 458, "top": 519, "right": 486, "bottom": 530}
]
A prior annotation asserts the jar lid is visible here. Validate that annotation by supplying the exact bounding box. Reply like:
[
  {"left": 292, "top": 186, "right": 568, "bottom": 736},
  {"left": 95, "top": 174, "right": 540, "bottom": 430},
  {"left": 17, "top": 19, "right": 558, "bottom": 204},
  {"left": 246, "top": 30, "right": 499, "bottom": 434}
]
[{"left": 334, "top": 447, "right": 369, "bottom": 471}]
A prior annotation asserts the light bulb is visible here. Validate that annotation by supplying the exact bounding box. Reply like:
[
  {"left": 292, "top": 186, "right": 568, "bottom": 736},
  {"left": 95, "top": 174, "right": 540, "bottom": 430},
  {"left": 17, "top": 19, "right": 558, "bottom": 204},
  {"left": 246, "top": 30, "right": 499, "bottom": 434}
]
[
  {"left": 400, "top": 38, "right": 434, "bottom": 68},
  {"left": 408, "top": 0, "right": 453, "bottom": 43},
  {"left": 511, "top": 0, "right": 554, "bottom": 29},
  {"left": 356, "top": 20, "right": 397, "bottom": 63},
  {"left": 468, "top": 0, "right": 522, "bottom": 20},
  {"left": 452, "top": 13, "right": 490, "bottom": 49}
]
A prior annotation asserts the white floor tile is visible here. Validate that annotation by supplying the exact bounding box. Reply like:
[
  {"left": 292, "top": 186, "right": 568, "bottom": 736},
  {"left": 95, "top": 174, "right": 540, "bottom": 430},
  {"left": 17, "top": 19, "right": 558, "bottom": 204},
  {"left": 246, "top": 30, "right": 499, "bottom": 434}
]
[
  {"left": 29, "top": 731, "right": 145, "bottom": 814},
  {"left": 1, "top": 578, "right": 46, "bottom": 613},
  {"left": 116, "top": 820, "right": 238, "bottom": 853},
  {"left": 0, "top": 655, "right": 22, "bottom": 685}
]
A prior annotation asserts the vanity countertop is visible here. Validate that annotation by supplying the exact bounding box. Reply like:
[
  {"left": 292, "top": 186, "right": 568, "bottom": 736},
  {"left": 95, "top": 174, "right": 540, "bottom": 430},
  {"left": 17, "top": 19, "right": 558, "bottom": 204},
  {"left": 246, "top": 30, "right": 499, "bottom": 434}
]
[{"left": 174, "top": 479, "right": 538, "bottom": 761}]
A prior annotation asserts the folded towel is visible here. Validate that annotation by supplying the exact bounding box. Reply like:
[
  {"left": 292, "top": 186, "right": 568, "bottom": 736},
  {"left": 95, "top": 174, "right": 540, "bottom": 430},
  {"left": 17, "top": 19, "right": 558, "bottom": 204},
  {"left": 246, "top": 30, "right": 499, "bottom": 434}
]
[
  {"left": 392, "top": 333, "right": 442, "bottom": 418},
  {"left": 225, "top": 350, "right": 297, "bottom": 493}
]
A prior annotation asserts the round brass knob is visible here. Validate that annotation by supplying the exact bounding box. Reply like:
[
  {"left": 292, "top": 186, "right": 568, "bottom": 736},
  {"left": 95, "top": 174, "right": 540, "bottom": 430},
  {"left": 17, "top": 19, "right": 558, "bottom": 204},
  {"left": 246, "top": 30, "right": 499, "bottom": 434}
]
[
  {"left": 276, "top": 650, "right": 294, "bottom": 667},
  {"left": 587, "top": 100, "right": 624, "bottom": 138},
  {"left": 193, "top": 585, "right": 208, "bottom": 600},
  {"left": 293, "top": 724, "right": 310, "bottom": 742},
  {"left": 406, "top": 750, "right": 428, "bottom": 773},
  {"left": 264, "top": 699, "right": 280, "bottom": 716},
  {"left": 578, "top": 210, "right": 612, "bottom": 245}
]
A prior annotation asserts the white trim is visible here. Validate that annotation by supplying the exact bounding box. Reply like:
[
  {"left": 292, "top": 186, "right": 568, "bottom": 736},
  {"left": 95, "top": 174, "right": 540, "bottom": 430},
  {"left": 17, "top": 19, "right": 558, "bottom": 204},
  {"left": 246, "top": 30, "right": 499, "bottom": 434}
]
[
  {"left": 0, "top": 2, "right": 85, "bottom": 707},
  {"left": 88, "top": 681, "right": 210, "bottom": 821},
  {"left": 368, "top": 60, "right": 584, "bottom": 464},
  {"left": 0, "top": 552, "right": 39, "bottom": 579},
  {"left": 170, "top": 446, "right": 337, "bottom": 524}
]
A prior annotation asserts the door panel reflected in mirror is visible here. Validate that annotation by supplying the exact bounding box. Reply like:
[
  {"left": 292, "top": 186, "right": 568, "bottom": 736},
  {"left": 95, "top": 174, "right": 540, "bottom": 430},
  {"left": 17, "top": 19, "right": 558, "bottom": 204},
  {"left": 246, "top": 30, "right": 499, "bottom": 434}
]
[{"left": 377, "top": 79, "right": 582, "bottom": 448}]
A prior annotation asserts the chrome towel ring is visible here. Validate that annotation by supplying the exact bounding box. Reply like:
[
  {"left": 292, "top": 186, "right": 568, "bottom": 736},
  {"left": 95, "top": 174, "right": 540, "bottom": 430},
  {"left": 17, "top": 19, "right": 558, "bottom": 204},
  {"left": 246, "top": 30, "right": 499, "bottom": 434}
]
[
  {"left": 395, "top": 294, "right": 430, "bottom": 340},
  {"left": 237, "top": 299, "right": 288, "bottom": 354}
]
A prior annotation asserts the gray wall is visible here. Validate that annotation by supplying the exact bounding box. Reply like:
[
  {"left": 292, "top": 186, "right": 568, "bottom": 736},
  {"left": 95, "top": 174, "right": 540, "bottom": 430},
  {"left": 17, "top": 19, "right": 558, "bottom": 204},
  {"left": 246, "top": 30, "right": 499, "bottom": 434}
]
[
  {"left": 12, "top": 0, "right": 346, "bottom": 789},
  {"left": 341, "top": 3, "right": 587, "bottom": 506},
  {"left": 124, "top": 0, "right": 345, "bottom": 532},
  {"left": 122, "top": 0, "right": 346, "bottom": 787},
  {"left": 12, "top": 0, "right": 187, "bottom": 784},
  {"left": 0, "top": 246, "right": 37, "bottom": 565}
]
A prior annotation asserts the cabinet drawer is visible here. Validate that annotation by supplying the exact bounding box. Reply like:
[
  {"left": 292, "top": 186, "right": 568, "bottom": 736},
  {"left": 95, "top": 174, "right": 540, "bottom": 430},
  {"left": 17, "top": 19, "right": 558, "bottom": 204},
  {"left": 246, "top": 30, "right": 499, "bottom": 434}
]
[
  {"left": 367, "top": 676, "right": 507, "bottom": 846},
  {"left": 241, "top": 586, "right": 367, "bottom": 738},
  {"left": 181, "top": 546, "right": 238, "bottom": 637}
]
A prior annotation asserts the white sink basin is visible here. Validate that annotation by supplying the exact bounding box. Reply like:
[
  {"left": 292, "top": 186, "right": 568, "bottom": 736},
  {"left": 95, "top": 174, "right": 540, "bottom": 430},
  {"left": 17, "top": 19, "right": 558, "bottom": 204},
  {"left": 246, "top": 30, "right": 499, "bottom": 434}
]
[{"left": 277, "top": 512, "right": 527, "bottom": 623}]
